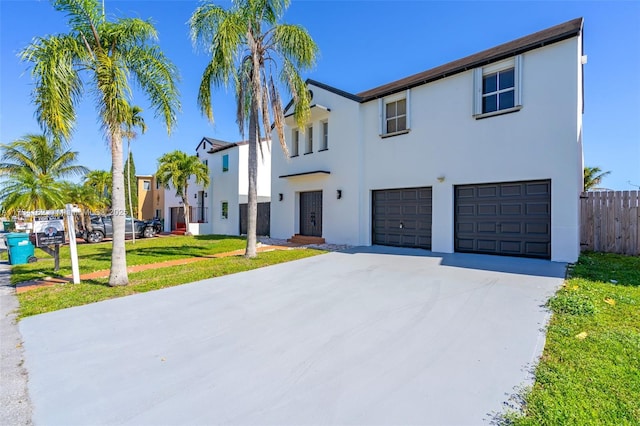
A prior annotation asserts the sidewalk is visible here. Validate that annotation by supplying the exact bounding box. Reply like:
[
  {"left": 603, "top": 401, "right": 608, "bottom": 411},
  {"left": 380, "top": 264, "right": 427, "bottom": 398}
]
[{"left": 15, "top": 243, "right": 297, "bottom": 293}]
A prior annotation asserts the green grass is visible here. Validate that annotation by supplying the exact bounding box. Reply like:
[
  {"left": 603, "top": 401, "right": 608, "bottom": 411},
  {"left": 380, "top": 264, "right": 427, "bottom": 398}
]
[
  {"left": 17, "top": 248, "right": 324, "bottom": 318},
  {"left": 508, "top": 252, "right": 640, "bottom": 424},
  {"left": 10, "top": 235, "right": 247, "bottom": 284}
]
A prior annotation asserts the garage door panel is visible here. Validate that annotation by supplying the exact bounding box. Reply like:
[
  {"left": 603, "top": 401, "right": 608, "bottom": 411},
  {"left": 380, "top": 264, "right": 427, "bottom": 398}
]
[
  {"left": 500, "top": 184, "right": 522, "bottom": 197},
  {"left": 501, "top": 203, "right": 522, "bottom": 215},
  {"left": 373, "top": 187, "right": 432, "bottom": 250},
  {"left": 477, "top": 204, "right": 498, "bottom": 215},
  {"left": 455, "top": 180, "right": 551, "bottom": 259},
  {"left": 526, "top": 202, "right": 550, "bottom": 215},
  {"left": 526, "top": 223, "right": 549, "bottom": 234}
]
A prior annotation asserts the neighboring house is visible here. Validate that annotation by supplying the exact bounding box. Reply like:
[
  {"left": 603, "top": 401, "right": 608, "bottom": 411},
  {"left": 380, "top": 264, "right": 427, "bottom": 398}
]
[
  {"left": 163, "top": 137, "right": 271, "bottom": 235},
  {"left": 271, "top": 18, "right": 585, "bottom": 262},
  {"left": 136, "top": 175, "right": 164, "bottom": 222}
]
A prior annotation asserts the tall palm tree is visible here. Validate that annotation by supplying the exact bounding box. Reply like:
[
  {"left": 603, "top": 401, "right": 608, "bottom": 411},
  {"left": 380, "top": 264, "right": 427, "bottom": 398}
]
[
  {"left": 84, "top": 169, "right": 112, "bottom": 207},
  {"left": 122, "top": 105, "right": 146, "bottom": 218},
  {"left": 584, "top": 166, "right": 611, "bottom": 191},
  {"left": 0, "top": 134, "right": 87, "bottom": 215},
  {"left": 190, "top": 0, "right": 317, "bottom": 257},
  {"left": 156, "top": 151, "right": 209, "bottom": 235},
  {"left": 21, "top": 0, "right": 180, "bottom": 286}
]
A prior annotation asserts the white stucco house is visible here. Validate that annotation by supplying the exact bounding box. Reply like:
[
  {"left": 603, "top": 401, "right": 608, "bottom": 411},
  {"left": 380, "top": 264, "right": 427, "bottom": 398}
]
[
  {"left": 271, "top": 18, "right": 585, "bottom": 262},
  {"left": 164, "top": 137, "right": 271, "bottom": 236}
]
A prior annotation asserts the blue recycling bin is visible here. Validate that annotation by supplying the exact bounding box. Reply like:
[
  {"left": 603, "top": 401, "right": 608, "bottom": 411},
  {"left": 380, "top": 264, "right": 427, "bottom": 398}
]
[{"left": 4, "top": 233, "right": 36, "bottom": 265}]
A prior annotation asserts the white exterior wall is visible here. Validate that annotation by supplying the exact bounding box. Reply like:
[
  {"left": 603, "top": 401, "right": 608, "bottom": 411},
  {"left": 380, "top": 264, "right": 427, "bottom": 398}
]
[
  {"left": 210, "top": 148, "right": 240, "bottom": 236},
  {"left": 271, "top": 86, "right": 362, "bottom": 245},
  {"left": 271, "top": 36, "right": 582, "bottom": 262},
  {"left": 360, "top": 38, "right": 582, "bottom": 261}
]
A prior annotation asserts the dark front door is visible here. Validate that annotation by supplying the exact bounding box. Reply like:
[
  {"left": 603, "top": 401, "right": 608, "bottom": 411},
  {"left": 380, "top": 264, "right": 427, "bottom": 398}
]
[
  {"left": 455, "top": 180, "right": 551, "bottom": 259},
  {"left": 300, "top": 191, "right": 322, "bottom": 237},
  {"left": 372, "top": 187, "right": 432, "bottom": 249}
]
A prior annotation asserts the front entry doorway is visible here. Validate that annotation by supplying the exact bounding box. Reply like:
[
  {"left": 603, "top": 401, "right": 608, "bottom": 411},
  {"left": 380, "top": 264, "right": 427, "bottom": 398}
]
[{"left": 300, "top": 191, "right": 322, "bottom": 237}]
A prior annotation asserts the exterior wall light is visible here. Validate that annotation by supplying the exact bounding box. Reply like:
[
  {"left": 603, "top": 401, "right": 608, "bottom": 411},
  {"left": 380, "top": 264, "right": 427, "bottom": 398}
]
[
  {"left": 437, "top": 176, "right": 446, "bottom": 183},
  {"left": 337, "top": 189, "right": 342, "bottom": 199},
  {"left": 279, "top": 193, "right": 283, "bottom": 201}
]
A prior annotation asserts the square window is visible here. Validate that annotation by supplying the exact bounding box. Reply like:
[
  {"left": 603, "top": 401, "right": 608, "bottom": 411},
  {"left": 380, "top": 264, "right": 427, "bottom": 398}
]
[
  {"left": 474, "top": 56, "right": 522, "bottom": 117},
  {"left": 222, "top": 154, "right": 229, "bottom": 172},
  {"left": 143, "top": 180, "right": 151, "bottom": 191},
  {"left": 482, "top": 68, "right": 515, "bottom": 113},
  {"left": 221, "top": 201, "right": 228, "bottom": 219}
]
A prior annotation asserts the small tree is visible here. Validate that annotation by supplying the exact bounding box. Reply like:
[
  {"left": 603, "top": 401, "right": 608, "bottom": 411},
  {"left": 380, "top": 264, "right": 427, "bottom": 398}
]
[
  {"left": 124, "top": 152, "right": 138, "bottom": 217},
  {"left": 584, "top": 166, "right": 611, "bottom": 191},
  {"left": 84, "top": 170, "right": 112, "bottom": 208},
  {"left": 156, "top": 151, "right": 209, "bottom": 235}
]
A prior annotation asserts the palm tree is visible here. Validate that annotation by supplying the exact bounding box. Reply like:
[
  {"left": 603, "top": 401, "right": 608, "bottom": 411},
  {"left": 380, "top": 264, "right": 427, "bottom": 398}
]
[
  {"left": 156, "top": 151, "right": 209, "bottom": 235},
  {"left": 0, "top": 133, "right": 87, "bottom": 215},
  {"left": 62, "top": 182, "right": 107, "bottom": 233},
  {"left": 84, "top": 169, "right": 112, "bottom": 207},
  {"left": 21, "top": 0, "right": 180, "bottom": 286},
  {"left": 122, "top": 105, "right": 146, "bottom": 221},
  {"left": 584, "top": 166, "right": 611, "bottom": 191},
  {"left": 190, "top": 0, "right": 317, "bottom": 257}
]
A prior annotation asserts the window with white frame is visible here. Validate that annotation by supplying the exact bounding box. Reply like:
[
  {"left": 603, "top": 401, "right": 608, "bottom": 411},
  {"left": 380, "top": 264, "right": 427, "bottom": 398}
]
[
  {"left": 305, "top": 125, "right": 313, "bottom": 154},
  {"left": 291, "top": 129, "right": 299, "bottom": 156},
  {"left": 320, "top": 121, "right": 328, "bottom": 150},
  {"left": 473, "top": 55, "right": 522, "bottom": 117},
  {"left": 143, "top": 180, "right": 151, "bottom": 191},
  {"left": 221, "top": 201, "right": 228, "bottom": 219},
  {"left": 385, "top": 99, "right": 407, "bottom": 134}
]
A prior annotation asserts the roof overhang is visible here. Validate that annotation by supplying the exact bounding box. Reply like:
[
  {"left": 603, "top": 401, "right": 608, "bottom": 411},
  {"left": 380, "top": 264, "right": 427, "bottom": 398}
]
[
  {"left": 284, "top": 104, "right": 331, "bottom": 126},
  {"left": 279, "top": 170, "right": 331, "bottom": 179}
]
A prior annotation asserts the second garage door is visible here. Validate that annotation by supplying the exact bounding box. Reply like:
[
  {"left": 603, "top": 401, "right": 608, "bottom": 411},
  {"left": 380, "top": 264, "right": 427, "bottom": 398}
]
[
  {"left": 372, "top": 187, "right": 432, "bottom": 249},
  {"left": 455, "top": 180, "right": 551, "bottom": 259}
]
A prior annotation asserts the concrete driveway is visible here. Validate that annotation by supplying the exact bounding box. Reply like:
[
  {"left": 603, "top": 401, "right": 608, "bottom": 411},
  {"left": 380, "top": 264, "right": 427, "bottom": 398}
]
[{"left": 20, "top": 247, "right": 566, "bottom": 425}]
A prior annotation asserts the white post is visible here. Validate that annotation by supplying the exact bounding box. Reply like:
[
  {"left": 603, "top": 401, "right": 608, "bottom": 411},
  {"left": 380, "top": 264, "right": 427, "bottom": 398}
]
[{"left": 65, "top": 204, "right": 81, "bottom": 284}]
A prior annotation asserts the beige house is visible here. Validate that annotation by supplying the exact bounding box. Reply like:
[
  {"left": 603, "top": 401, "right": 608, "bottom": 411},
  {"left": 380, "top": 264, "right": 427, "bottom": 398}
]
[{"left": 136, "top": 175, "right": 164, "bottom": 222}]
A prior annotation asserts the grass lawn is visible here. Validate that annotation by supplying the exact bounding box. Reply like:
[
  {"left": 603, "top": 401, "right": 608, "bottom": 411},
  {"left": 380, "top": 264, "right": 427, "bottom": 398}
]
[
  {"left": 509, "top": 252, "right": 640, "bottom": 424},
  {"left": 17, "top": 248, "right": 324, "bottom": 318},
  {"left": 9, "top": 234, "right": 248, "bottom": 284}
]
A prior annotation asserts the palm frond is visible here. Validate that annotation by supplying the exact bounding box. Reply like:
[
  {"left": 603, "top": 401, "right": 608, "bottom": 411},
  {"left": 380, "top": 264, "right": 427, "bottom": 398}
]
[{"left": 272, "top": 23, "right": 318, "bottom": 69}]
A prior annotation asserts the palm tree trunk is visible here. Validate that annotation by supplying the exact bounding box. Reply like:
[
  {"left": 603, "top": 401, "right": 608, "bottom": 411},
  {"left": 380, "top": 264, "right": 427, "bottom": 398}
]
[
  {"left": 109, "top": 129, "right": 129, "bottom": 286},
  {"left": 183, "top": 183, "right": 191, "bottom": 236},
  {"left": 245, "top": 96, "right": 259, "bottom": 258},
  {"left": 127, "top": 139, "right": 135, "bottom": 244}
]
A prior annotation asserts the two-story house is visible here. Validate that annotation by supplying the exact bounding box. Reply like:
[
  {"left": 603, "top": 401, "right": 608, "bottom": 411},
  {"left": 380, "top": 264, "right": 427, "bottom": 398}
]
[
  {"left": 164, "top": 137, "right": 272, "bottom": 236},
  {"left": 271, "top": 18, "right": 585, "bottom": 262}
]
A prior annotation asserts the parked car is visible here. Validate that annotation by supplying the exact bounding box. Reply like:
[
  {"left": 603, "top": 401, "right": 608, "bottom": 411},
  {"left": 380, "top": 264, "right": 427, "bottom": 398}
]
[
  {"left": 83, "top": 215, "right": 156, "bottom": 243},
  {"left": 144, "top": 218, "right": 163, "bottom": 234}
]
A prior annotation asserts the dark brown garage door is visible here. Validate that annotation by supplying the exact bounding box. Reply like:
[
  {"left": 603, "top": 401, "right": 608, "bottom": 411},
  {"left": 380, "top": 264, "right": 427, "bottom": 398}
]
[
  {"left": 373, "top": 187, "right": 432, "bottom": 249},
  {"left": 455, "top": 180, "right": 551, "bottom": 259}
]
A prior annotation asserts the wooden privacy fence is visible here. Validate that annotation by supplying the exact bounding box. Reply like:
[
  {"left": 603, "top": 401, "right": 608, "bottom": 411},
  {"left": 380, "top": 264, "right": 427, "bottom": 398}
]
[{"left": 580, "top": 191, "right": 640, "bottom": 255}]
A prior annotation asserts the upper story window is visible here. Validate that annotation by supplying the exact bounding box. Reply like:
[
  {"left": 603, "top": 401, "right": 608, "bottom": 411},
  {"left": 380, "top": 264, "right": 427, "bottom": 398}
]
[
  {"left": 143, "top": 180, "right": 151, "bottom": 191},
  {"left": 379, "top": 90, "right": 411, "bottom": 137},
  {"left": 474, "top": 55, "right": 522, "bottom": 118},
  {"left": 386, "top": 99, "right": 406, "bottom": 133},
  {"left": 320, "top": 121, "right": 328, "bottom": 151},
  {"left": 305, "top": 125, "right": 313, "bottom": 154},
  {"left": 203, "top": 159, "right": 208, "bottom": 167},
  {"left": 222, "top": 154, "right": 229, "bottom": 172},
  {"left": 291, "top": 129, "right": 299, "bottom": 157},
  {"left": 155, "top": 179, "right": 160, "bottom": 190}
]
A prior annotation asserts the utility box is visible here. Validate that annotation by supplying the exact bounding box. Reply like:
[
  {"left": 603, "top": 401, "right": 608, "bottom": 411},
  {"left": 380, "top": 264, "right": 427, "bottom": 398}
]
[{"left": 4, "top": 233, "right": 36, "bottom": 265}]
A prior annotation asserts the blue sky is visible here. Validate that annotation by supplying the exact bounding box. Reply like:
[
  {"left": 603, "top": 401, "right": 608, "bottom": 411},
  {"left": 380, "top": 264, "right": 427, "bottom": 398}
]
[{"left": 1, "top": 0, "right": 639, "bottom": 189}]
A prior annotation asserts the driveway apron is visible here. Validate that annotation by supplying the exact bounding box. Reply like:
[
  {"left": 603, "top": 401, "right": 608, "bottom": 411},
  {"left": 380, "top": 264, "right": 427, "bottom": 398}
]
[{"left": 20, "top": 247, "right": 566, "bottom": 425}]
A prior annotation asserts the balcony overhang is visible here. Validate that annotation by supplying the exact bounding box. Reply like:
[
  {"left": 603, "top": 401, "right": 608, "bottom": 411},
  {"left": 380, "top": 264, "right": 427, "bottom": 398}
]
[
  {"left": 279, "top": 170, "right": 331, "bottom": 179},
  {"left": 284, "top": 104, "right": 331, "bottom": 125}
]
